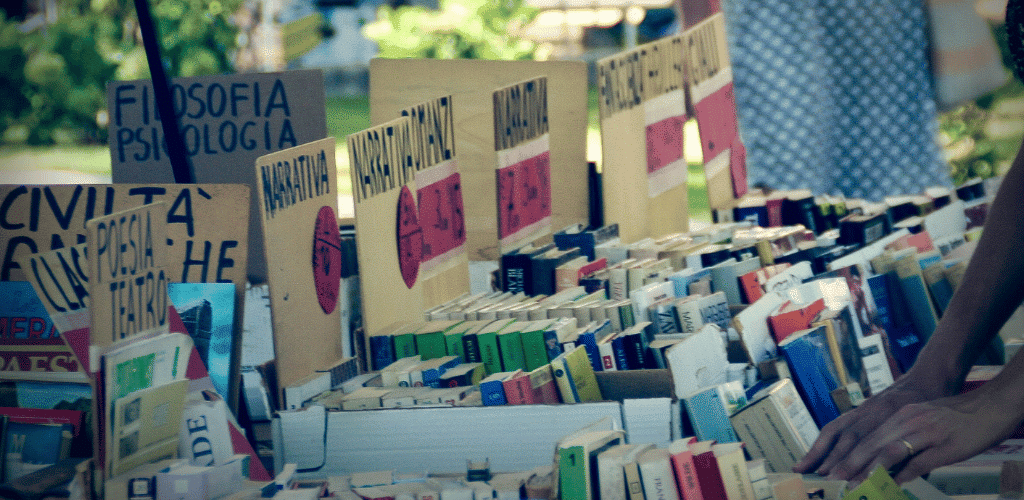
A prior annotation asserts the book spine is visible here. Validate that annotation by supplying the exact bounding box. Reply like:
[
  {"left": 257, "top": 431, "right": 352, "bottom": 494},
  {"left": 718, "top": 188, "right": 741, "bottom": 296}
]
[
  {"left": 558, "top": 446, "right": 588, "bottom": 500},
  {"left": 624, "top": 461, "right": 646, "bottom": 500},
  {"left": 597, "top": 341, "right": 618, "bottom": 371},
  {"left": 462, "top": 334, "right": 482, "bottom": 363},
  {"left": 369, "top": 336, "right": 396, "bottom": 371},
  {"left": 415, "top": 331, "right": 447, "bottom": 360},
  {"left": 521, "top": 330, "right": 549, "bottom": 372},
  {"left": 477, "top": 333, "right": 502, "bottom": 376},
  {"left": 576, "top": 332, "right": 604, "bottom": 372},
  {"left": 611, "top": 335, "right": 631, "bottom": 371},
  {"left": 445, "top": 332, "right": 466, "bottom": 362},
  {"left": 552, "top": 358, "right": 580, "bottom": 403},
  {"left": 497, "top": 333, "right": 526, "bottom": 372},
  {"left": 479, "top": 380, "right": 507, "bottom": 406},
  {"left": 393, "top": 334, "right": 418, "bottom": 358},
  {"left": 670, "top": 451, "right": 705, "bottom": 500}
]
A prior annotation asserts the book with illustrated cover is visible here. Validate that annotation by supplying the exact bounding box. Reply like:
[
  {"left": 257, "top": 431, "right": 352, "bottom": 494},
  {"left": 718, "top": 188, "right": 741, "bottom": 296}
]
[
  {"left": 0, "top": 281, "right": 82, "bottom": 374},
  {"left": 167, "top": 282, "right": 236, "bottom": 398}
]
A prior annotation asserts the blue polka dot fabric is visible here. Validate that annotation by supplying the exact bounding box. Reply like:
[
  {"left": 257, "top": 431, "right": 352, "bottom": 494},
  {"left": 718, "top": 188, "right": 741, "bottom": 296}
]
[{"left": 720, "top": 0, "right": 951, "bottom": 201}]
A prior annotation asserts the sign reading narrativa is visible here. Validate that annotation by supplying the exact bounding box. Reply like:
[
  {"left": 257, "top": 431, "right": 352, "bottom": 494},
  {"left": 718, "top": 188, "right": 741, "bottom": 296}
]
[{"left": 257, "top": 147, "right": 332, "bottom": 220}]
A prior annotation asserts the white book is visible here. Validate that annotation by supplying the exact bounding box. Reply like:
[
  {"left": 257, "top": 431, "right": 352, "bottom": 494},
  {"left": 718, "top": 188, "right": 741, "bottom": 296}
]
[
  {"left": 597, "top": 443, "right": 655, "bottom": 500},
  {"left": 636, "top": 448, "right": 680, "bottom": 500}
]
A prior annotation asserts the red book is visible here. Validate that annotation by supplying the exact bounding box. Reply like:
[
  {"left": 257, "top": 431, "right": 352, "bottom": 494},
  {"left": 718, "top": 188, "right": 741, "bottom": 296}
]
[
  {"left": 738, "top": 263, "right": 791, "bottom": 304},
  {"left": 668, "top": 437, "right": 705, "bottom": 500},
  {"left": 688, "top": 440, "right": 728, "bottom": 500},
  {"left": 886, "top": 230, "right": 935, "bottom": 253},
  {"left": 767, "top": 298, "right": 825, "bottom": 344},
  {"left": 502, "top": 371, "right": 536, "bottom": 405},
  {"left": 0, "top": 407, "right": 84, "bottom": 436},
  {"left": 577, "top": 258, "right": 608, "bottom": 282},
  {"left": 528, "top": 364, "right": 561, "bottom": 404}
]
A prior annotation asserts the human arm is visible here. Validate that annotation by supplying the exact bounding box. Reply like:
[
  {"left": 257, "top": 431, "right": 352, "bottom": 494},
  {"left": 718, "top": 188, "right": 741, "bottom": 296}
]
[{"left": 793, "top": 137, "right": 1024, "bottom": 482}]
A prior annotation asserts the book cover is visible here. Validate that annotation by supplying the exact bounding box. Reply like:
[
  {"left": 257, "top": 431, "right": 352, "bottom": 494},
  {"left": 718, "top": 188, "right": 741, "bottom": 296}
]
[
  {"left": 597, "top": 443, "right": 655, "bottom": 500},
  {"left": 497, "top": 326, "right": 527, "bottom": 373},
  {"left": 554, "top": 223, "right": 620, "bottom": 261},
  {"left": 894, "top": 255, "right": 940, "bottom": 341},
  {"left": 3, "top": 421, "right": 73, "bottom": 482},
  {"left": 665, "top": 324, "right": 729, "bottom": 399},
  {"left": 596, "top": 334, "right": 618, "bottom": 371},
  {"left": 710, "top": 256, "right": 762, "bottom": 305},
  {"left": 415, "top": 321, "right": 460, "bottom": 360},
  {"left": 502, "top": 243, "right": 555, "bottom": 295},
  {"left": 479, "top": 371, "right": 518, "bottom": 406},
  {"left": 166, "top": 282, "right": 236, "bottom": 398},
  {"left": 667, "top": 437, "right": 705, "bottom": 500},
  {"left": 110, "top": 379, "right": 189, "bottom": 477},
  {"left": 558, "top": 429, "right": 625, "bottom": 500},
  {"left": 551, "top": 346, "right": 603, "bottom": 403},
  {"left": 777, "top": 325, "right": 842, "bottom": 428},
  {"left": 767, "top": 298, "right": 826, "bottom": 344},
  {"left": 528, "top": 364, "right": 561, "bottom": 404},
  {"left": 688, "top": 440, "right": 728, "bottom": 500},
  {"left": 712, "top": 442, "right": 756, "bottom": 500},
  {"left": 520, "top": 320, "right": 554, "bottom": 371},
  {"left": 637, "top": 448, "right": 681, "bottom": 500},
  {"left": 0, "top": 281, "right": 81, "bottom": 374},
  {"left": 696, "top": 292, "right": 731, "bottom": 333},
  {"left": 672, "top": 297, "right": 703, "bottom": 334},
  {"left": 683, "top": 383, "right": 743, "bottom": 444},
  {"left": 502, "top": 371, "right": 536, "bottom": 405}
]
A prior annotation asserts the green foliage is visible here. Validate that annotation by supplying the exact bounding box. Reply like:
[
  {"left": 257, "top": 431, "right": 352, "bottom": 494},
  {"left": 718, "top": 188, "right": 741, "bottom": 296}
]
[
  {"left": 1, "top": 0, "right": 241, "bottom": 145},
  {"left": 363, "top": 0, "right": 538, "bottom": 60}
]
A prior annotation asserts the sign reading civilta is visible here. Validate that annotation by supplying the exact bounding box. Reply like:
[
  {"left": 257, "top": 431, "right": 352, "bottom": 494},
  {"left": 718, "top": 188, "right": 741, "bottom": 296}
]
[{"left": 106, "top": 69, "right": 327, "bottom": 283}]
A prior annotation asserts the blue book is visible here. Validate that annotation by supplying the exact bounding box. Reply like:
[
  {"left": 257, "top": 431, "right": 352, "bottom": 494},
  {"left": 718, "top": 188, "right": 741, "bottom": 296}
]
[
  {"left": 368, "top": 335, "right": 396, "bottom": 371},
  {"left": 419, "top": 356, "right": 462, "bottom": 388},
  {"left": 167, "top": 282, "right": 237, "bottom": 398},
  {"left": 683, "top": 384, "right": 743, "bottom": 444},
  {"left": 4, "top": 421, "right": 73, "bottom": 475},
  {"left": 553, "top": 223, "right": 620, "bottom": 261},
  {"left": 574, "top": 328, "right": 603, "bottom": 373},
  {"left": 778, "top": 325, "right": 842, "bottom": 428},
  {"left": 865, "top": 274, "right": 896, "bottom": 335},
  {"left": 667, "top": 267, "right": 713, "bottom": 298},
  {"left": 479, "top": 371, "right": 514, "bottom": 406},
  {"left": 887, "top": 323, "right": 924, "bottom": 373}
]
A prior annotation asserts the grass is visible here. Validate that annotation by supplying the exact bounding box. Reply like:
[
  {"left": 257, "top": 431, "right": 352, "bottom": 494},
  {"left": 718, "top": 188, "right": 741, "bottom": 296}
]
[{"left": 0, "top": 91, "right": 712, "bottom": 222}]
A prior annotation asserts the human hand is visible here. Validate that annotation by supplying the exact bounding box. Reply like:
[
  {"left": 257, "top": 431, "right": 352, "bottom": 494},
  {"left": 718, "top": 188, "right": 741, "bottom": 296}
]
[
  {"left": 792, "top": 375, "right": 940, "bottom": 476},
  {"left": 800, "top": 387, "right": 1021, "bottom": 485}
]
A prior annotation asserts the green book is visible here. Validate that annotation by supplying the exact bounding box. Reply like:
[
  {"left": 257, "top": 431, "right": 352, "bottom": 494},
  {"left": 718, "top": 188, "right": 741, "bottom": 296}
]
[
  {"left": 477, "top": 319, "right": 515, "bottom": 376},
  {"left": 497, "top": 325, "right": 527, "bottom": 372},
  {"left": 519, "top": 320, "right": 553, "bottom": 371},
  {"left": 392, "top": 323, "right": 422, "bottom": 359},
  {"left": 558, "top": 430, "right": 625, "bottom": 500},
  {"left": 416, "top": 320, "right": 460, "bottom": 360}
]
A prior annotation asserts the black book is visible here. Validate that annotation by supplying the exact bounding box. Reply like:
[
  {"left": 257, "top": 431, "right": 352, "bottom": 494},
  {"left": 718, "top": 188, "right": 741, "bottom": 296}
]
[
  {"left": 530, "top": 247, "right": 583, "bottom": 296},
  {"left": 501, "top": 243, "right": 556, "bottom": 295}
]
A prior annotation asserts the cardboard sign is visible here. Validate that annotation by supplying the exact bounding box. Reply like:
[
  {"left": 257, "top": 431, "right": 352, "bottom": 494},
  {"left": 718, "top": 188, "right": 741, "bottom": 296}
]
[
  {"left": 369, "top": 59, "right": 589, "bottom": 261},
  {"left": 107, "top": 69, "right": 326, "bottom": 283},
  {"left": 86, "top": 202, "right": 170, "bottom": 346},
  {"left": 598, "top": 35, "right": 690, "bottom": 244},
  {"left": 0, "top": 184, "right": 250, "bottom": 287},
  {"left": 685, "top": 13, "right": 748, "bottom": 209},
  {"left": 493, "top": 77, "right": 553, "bottom": 253},
  {"left": 255, "top": 137, "right": 344, "bottom": 397},
  {"left": 349, "top": 117, "right": 428, "bottom": 344},
  {"left": 16, "top": 244, "right": 91, "bottom": 370}
]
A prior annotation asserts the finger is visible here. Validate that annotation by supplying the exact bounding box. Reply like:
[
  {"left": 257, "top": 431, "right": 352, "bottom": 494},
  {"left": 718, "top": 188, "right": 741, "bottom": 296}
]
[
  {"left": 817, "top": 425, "right": 865, "bottom": 475},
  {"left": 893, "top": 446, "right": 941, "bottom": 485},
  {"left": 829, "top": 438, "right": 912, "bottom": 482},
  {"left": 794, "top": 418, "right": 845, "bottom": 473}
]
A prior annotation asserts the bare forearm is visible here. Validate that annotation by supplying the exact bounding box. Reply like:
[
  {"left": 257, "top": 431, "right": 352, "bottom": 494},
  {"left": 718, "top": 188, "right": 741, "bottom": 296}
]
[{"left": 908, "top": 144, "right": 1024, "bottom": 394}]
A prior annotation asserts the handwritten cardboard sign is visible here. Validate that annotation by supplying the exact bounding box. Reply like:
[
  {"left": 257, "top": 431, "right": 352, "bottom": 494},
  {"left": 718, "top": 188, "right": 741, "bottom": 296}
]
[
  {"left": 684, "top": 13, "right": 748, "bottom": 209},
  {"left": 86, "top": 202, "right": 170, "bottom": 346},
  {"left": 0, "top": 184, "right": 250, "bottom": 288},
  {"left": 369, "top": 59, "right": 589, "bottom": 261},
  {"left": 255, "top": 137, "right": 344, "bottom": 396},
  {"left": 493, "top": 77, "right": 553, "bottom": 254},
  {"left": 348, "top": 117, "right": 428, "bottom": 343},
  {"left": 107, "top": 69, "right": 326, "bottom": 283},
  {"left": 598, "top": 35, "right": 690, "bottom": 243},
  {"left": 16, "top": 244, "right": 90, "bottom": 370}
]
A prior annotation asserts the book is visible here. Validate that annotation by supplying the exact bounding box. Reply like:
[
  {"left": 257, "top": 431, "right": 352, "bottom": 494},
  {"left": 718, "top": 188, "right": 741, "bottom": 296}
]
[
  {"left": 110, "top": 378, "right": 189, "bottom": 477},
  {"left": 381, "top": 356, "right": 423, "bottom": 387},
  {"left": 496, "top": 325, "right": 527, "bottom": 372},
  {"left": 667, "top": 267, "right": 714, "bottom": 298},
  {"left": 712, "top": 442, "right": 756, "bottom": 500},
  {"left": 551, "top": 346, "right": 603, "bottom": 403},
  {"left": 520, "top": 320, "right": 556, "bottom": 371},
  {"left": 777, "top": 325, "right": 842, "bottom": 428},
  {"left": 476, "top": 319, "right": 516, "bottom": 375},
  {"left": 637, "top": 448, "right": 681, "bottom": 500},
  {"left": 410, "top": 356, "right": 461, "bottom": 388},
  {"left": 667, "top": 437, "right": 704, "bottom": 500},
  {"left": 664, "top": 324, "right": 729, "bottom": 399},
  {"left": 501, "top": 370, "right": 535, "bottom": 405},
  {"left": 597, "top": 443, "right": 655, "bottom": 500},
  {"left": 532, "top": 247, "right": 584, "bottom": 297},
  {"left": 710, "top": 256, "right": 762, "bottom": 305},
  {"left": 558, "top": 429, "right": 625, "bottom": 500},
  {"left": 672, "top": 296, "right": 703, "bottom": 334},
  {"left": 623, "top": 459, "right": 645, "bottom": 500},
  {"left": 682, "top": 382, "right": 744, "bottom": 444},
  {"left": 3, "top": 421, "right": 73, "bottom": 482},
  {"left": 688, "top": 440, "right": 729, "bottom": 500},
  {"left": 0, "top": 281, "right": 82, "bottom": 374},
  {"left": 166, "top": 282, "right": 236, "bottom": 398},
  {"left": 767, "top": 298, "right": 826, "bottom": 344},
  {"left": 438, "top": 363, "right": 485, "bottom": 387},
  {"left": 527, "top": 364, "right": 561, "bottom": 404},
  {"left": 502, "top": 243, "right": 556, "bottom": 295},
  {"left": 479, "top": 371, "right": 518, "bottom": 406},
  {"left": 554, "top": 223, "right": 620, "bottom": 261},
  {"left": 894, "top": 253, "right": 940, "bottom": 341},
  {"left": 415, "top": 320, "right": 462, "bottom": 360},
  {"left": 728, "top": 378, "right": 819, "bottom": 473}
]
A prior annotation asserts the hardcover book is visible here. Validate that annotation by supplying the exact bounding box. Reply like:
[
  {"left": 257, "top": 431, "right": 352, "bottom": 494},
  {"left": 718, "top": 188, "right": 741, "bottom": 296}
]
[{"left": 777, "top": 325, "right": 842, "bottom": 428}]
